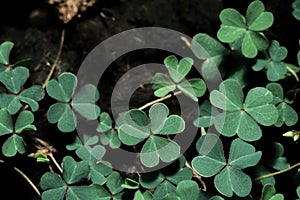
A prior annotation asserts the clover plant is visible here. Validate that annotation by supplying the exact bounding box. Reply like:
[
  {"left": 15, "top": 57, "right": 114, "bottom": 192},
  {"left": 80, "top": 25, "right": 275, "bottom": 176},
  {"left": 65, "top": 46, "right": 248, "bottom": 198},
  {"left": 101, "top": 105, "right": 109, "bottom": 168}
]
[
  {"left": 1, "top": 0, "right": 300, "bottom": 199},
  {"left": 210, "top": 79, "right": 278, "bottom": 141},
  {"left": 46, "top": 73, "right": 100, "bottom": 132},
  {"left": 217, "top": 0, "right": 273, "bottom": 58},
  {"left": 152, "top": 55, "right": 206, "bottom": 101},
  {"left": 192, "top": 134, "right": 262, "bottom": 197},
  {"left": 118, "top": 103, "right": 184, "bottom": 167}
]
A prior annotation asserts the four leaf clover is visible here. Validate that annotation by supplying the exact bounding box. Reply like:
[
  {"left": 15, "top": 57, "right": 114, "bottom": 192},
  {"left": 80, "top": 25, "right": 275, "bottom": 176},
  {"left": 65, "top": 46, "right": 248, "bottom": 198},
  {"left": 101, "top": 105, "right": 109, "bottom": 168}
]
[
  {"left": 192, "top": 134, "right": 262, "bottom": 197},
  {"left": 118, "top": 103, "right": 185, "bottom": 167},
  {"left": 217, "top": 0, "right": 274, "bottom": 58},
  {"left": 152, "top": 55, "right": 206, "bottom": 101},
  {"left": 46, "top": 72, "right": 100, "bottom": 132},
  {"left": 210, "top": 79, "right": 278, "bottom": 141}
]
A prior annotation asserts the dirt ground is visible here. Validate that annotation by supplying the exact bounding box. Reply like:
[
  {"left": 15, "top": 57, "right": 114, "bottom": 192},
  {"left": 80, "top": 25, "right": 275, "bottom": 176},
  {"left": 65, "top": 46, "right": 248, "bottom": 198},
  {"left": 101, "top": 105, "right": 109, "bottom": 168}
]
[{"left": 0, "top": 0, "right": 299, "bottom": 199}]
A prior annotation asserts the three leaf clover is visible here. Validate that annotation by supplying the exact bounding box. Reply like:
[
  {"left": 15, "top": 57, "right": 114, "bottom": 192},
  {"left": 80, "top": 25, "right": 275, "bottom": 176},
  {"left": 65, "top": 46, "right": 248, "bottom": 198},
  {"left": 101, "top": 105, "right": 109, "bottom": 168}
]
[
  {"left": 118, "top": 103, "right": 185, "bottom": 167},
  {"left": 192, "top": 134, "right": 262, "bottom": 197},
  {"left": 0, "top": 109, "right": 36, "bottom": 157},
  {"left": 217, "top": 0, "right": 273, "bottom": 58},
  {"left": 66, "top": 135, "right": 112, "bottom": 185},
  {"left": 266, "top": 83, "right": 298, "bottom": 127},
  {"left": 40, "top": 156, "right": 106, "bottom": 200},
  {"left": 152, "top": 55, "right": 206, "bottom": 101},
  {"left": 210, "top": 79, "right": 278, "bottom": 141},
  {"left": 252, "top": 41, "right": 288, "bottom": 81},
  {"left": 97, "top": 112, "right": 121, "bottom": 148},
  {"left": 46, "top": 72, "right": 100, "bottom": 132}
]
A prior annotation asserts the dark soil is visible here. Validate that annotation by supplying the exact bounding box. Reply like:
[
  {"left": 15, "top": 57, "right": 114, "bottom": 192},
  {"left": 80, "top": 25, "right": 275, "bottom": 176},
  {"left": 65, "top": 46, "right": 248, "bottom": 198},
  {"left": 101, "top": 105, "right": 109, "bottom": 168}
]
[{"left": 0, "top": 0, "right": 299, "bottom": 199}]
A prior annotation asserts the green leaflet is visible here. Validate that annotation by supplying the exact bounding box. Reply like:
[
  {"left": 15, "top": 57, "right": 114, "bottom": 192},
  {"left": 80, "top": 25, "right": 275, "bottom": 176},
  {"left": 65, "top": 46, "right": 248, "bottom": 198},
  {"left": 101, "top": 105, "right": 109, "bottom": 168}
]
[{"left": 0, "top": 41, "right": 14, "bottom": 65}]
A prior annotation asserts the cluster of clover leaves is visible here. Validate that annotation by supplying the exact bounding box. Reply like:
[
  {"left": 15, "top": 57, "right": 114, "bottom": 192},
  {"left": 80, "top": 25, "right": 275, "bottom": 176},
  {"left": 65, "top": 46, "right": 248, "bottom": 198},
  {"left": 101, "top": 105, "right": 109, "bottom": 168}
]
[{"left": 1, "top": 0, "right": 300, "bottom": 199}]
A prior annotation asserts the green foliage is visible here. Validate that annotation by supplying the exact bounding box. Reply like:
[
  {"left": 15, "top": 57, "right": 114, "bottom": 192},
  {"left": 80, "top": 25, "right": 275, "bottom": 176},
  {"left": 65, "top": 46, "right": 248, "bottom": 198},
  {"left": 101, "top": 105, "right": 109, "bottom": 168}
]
[
  {"left": 152, "top": 55, "right": 206, "bottom": 101},
  {"left": 217, "top": 0, "right": 273, "bottom": 58},
  {"left": 0, "top": 109, "right": 36, "bottom": 157},
  {"left": 293, "top": 0, "right": 300, "bottom": 20},
  {"left": 118, "top": 103, "right": 184, "bottom": 167},
  {"left": 46, "top": 72, "right": 100, "bottom": 132},
  {"left": 210, "top": 79, "right": 278, "bottom": 141},
  {"left": 261, "top": 184, "right": 284, "bottom": 200},
  {"left": 266, "top": 83, "right": 298, "bottom": 127},
  {"left": 252, "top": 41, "right": 288, "bottom": 81},
  {"left": 0, "top": 41, "right": 14, "bottom": 65},
  {"left": 192, "top": 134, "right": 262, "bottom": 197}
]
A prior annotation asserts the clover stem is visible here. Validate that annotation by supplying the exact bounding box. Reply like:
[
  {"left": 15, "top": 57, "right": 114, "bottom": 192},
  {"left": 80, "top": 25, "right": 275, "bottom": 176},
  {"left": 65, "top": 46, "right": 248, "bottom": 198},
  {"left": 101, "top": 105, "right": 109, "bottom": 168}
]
[
  {"left": 48, "top": 153, "right": 63, "bottom": 173},
  {"left": 0, "top": 159, "right": 41, "bottom": 197},
  {"left": 42, "top": 29, "right": 65, "bottom": 89},
  {"left": 138, "top": 91, "right": 183, "bottom": 111},
  {"left": 286, "top": 65, "right": 299, "bottom": 82},
  {"left": 185, "top": 161, "right": 207, "bottom": 191},
  {"left": 254, "top": 161, "right": 300, "bottom": 181}
]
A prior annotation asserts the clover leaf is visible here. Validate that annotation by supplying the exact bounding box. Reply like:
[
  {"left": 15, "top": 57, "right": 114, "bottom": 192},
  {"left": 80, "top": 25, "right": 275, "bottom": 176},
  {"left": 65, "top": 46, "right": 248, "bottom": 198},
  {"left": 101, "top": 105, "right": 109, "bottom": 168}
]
[
  {"left": 0, "top": 41, "right": 14, "bottom": 65},
  {"left": 0, "top": 66, "right": 29, "bottom": 94},
  {"left": 252, "top": 41, "right": 288, "bottom": 81},
  {"left": 152, "top": 55, "right": 206, "bottom": 101},
  {"left": 134, "top": 190, "right": 153, "bottom": 200},
  {"left": 40, "top": 156, "right": 109, "bottom": 200},
  {"left": 139, "top": 156, "right": 193, "bottom": 190},
  {"left": 0, "top": 109, "right": 36, "bottom": 157},
  {"left": 118, "top": 103, "right": 185, "bottom": 167},
  {"left": 176, "top": 180, "right": 200, "bottom": 200},
  {"left": 46, "top": 72, "right": 100, "bottom": 132},
  {"left": 266, "top": 83, "right": 298, "bottom": 127},
  {"left": 68, "top": 134, "right": 112, "bottom": 185},
  {"left": 264, "top": 142, "right": 290, "bottom": 171},
  {"left": 192, "top": 134, "right": 262, "bottom": 197},
  {"left": 97, "top": 112, "right": 121, "bottom": 148},
  {"left": 193, "top": 100, "right": 219, "bottom": 128},
  {"left": 293, "top": 0, "right": 300, "bottom": 20},
  {"left": 261, "top": 184, "right": 284, "bottom": 200},
  {"left": 106, "top": 171, "right": 126, "bottom": 199},
  {"left": 210, "top": 79, "right": 278, "bottom": 141},
  {"left": 192, "top": 33, "right": 229, "bottom": 80},
  {"left": 0, "top": 85, "right": 45, "bottom": 115},
  {"left": 217, "top": 0, "right": 273, "bottom": 58},
  {"left": 297, "top": 186, "right": 300, "bottom": 199}
]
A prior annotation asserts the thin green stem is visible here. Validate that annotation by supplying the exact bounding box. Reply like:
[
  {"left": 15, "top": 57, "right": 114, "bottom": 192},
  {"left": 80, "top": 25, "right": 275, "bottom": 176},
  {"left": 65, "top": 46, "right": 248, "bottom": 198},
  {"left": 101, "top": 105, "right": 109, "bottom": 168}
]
[
  {"left": 138, "top": 91, "right": 183, "bottom": 110},
  {"left": 254, "top": 162, "right": 300, "bottom": 181},
  {"left": 0, "top": 159, "right": 41, "bottom": 197}
]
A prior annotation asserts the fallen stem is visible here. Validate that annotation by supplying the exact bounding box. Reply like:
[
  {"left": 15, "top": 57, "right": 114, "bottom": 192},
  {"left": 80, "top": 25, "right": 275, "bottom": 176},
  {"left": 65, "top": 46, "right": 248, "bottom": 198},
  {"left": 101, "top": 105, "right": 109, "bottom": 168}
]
[
  {"left": 185, "top": 161, "right": 207, "bottom": 191},
  {"left": 42, "top": 29, "right": 65, "bottom": 89},
  {"left": 287, "top": 65, "right": 299, "bottom": 82},
  {"left": 48, "top": 153, "right": 63, "bottom": 173},
  {"left": 138, "top": 91, "right": 182, "bottom": 110},
  {"left": 0, "top": 159, "right": 41, "bottom": 197},
  {"left": 254, "top": 162, "right": 300, "bottom": 181}
]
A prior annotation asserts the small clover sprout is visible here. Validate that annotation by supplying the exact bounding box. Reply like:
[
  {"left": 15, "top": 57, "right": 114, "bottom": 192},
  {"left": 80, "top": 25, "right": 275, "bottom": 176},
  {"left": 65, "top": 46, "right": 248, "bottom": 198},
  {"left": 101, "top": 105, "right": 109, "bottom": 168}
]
[
  {"left": 152, "top": 55, "right": 206, "bottom": 101},
  {"left": 118, "top": 103, "right": 185, "bottom": 167},
  {"left": 210, "top": 79, "right": 278, "bottom": 141},
  {"left": 217, "top": 0, "right": 273, "bottom": 58},
  {"left": 192, "top": 134, "right": 262, "bottom": 197},
  {"left": 46, "top": 72, "right": 100, "bottom": 132},
  {"left": 0, "top": 109, "right": 36, "bottom": 157}
]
